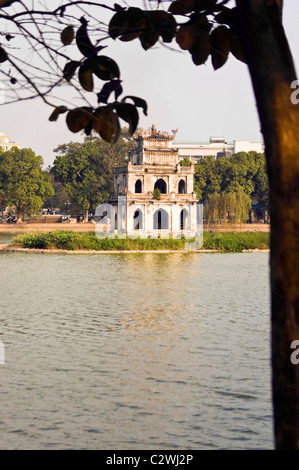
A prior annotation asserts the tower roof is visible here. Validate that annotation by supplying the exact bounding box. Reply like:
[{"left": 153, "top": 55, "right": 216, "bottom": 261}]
[
  {"left": 131, "top": 125, "right": 179, "bottom": 166},
  {"left": 136, "top": 124, "right": 178, "bottom": 142}
]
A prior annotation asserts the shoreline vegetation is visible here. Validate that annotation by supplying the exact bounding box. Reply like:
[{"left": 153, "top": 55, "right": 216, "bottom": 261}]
[{"left": 4, "top": 230, "right": 270, "bottom": 253}]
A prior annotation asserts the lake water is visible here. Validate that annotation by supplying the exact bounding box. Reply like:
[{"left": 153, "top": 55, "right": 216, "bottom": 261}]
[{"left": 0, "top": 238, "right": 273, "bottom": 449}]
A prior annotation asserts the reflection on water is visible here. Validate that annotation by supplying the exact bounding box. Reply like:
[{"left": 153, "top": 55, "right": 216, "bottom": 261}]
[{"left": 0, "top": 251, "right": 273, "bottom": 449}]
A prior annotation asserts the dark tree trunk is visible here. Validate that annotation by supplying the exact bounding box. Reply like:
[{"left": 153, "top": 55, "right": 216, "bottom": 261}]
[
  {"left": 236, "top": 0, "right": 299, "bottom": 449},
  {"left": 16, "top": 211, "right": 23, "bottom": 224}
]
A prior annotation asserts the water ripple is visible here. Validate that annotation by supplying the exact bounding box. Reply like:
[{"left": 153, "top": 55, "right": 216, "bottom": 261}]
[{"left": 0, "top": 252, "right": 273, "bottom": 449}]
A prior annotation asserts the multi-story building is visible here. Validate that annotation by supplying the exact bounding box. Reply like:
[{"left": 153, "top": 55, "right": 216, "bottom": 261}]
[
  {"left": 108, "top": 125, "right": 199, "bottom": 237},
  {"left": 0, "top": 132, "right": 21, "bottom": 152},
  {"left": 175, "top": 137, "right": 264, "bottom": 162}
]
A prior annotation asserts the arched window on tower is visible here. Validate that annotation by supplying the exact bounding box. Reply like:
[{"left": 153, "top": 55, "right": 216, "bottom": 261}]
[
  {"left": 134, "top": 209, "right": 143, "bottom": 230},
  {"left": 153, "top": 209, "right": 169, "bottom": 230},
  {"left": 154, "top": 178, "right": 167, "bottom": 194},
  {"left": 178, "top": 179, "right": 186, "bottom": 194},
  {"left": 180, "top": 208, "right": 189, "bottom": 230},
  {"left": 135, "top": 179, "right": 142, "bottom": 194}
]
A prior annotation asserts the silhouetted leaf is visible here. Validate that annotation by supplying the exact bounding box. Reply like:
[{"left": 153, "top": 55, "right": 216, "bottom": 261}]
[
  {"left": 93, "top": 106, "right": 121, "bottom": 143},
  {"left": 61, "top": 25, "right": 74, "bottom": 45},
  {"left": 115, "top": 102, "right": 139, "bottom": 135},
  {"left": 195, "top": 0, "right": 218, "bottom": 12},
  {"left": 230, "top": 28, "right": 247, "bottom": 64},
  {"left": 214, "top": 7, "right": 234, "bottom": 26},
  {"left": 109, "top": 7, "right": 147, "bottom": 41},
  {"left": 122, "top": 96, "right": 148, "bottom": 116},
  {"left": 114, "top": 3, "right": 126, "bottom": 11},
  {"left": 97, "top": 80, "right": 122, "bottom": 103},
  {"left": 148, "top": 10, "right": 177, "bottom": 43},
  {"left": 169, "top": 0, "right": 195, "bottom": 15},
  {"left": 176, "top": 15, "right": 211, "bottom": 52},
  {"left": 0, "top": 45, "right": 8, "bottom": 63},
  {"left": 87, "top": 55, "right": 120, "bottom": 81},
  {"left": 110, "top": 7, "right": 176, "bottom": 47},
  {"left": 211, "top": 25, "right": 230, "bottom": 70},
  {"left": 176, "top": 25, "right": 195, "bottom": 50},
  {"left": 84, "top": 120, "right": 93, "bottom": 136},
  {"left": 78, "top": 63, "right": 93, "bottom": 92},
  {"left": 63, "top": 61, "right": 81, "bottom": 81},
  {"left": 139, "top": 30, "right": 159, "bottom": 50},
  {"left": 97, "top": 80, "right": 123, "bottom": 104},
  {"left": 66, "top": 107, "right": 92, "bottom": 133},
  {"left": 76, "top": 18, "right": 96, "bottom": 57},
  {"left": 49, "top": 106, "right": 68, "bottom": 122},
  {"left": 169, "top": 0, "right": 218, "bottom": 15},
  {"left": 114, "top": 81, "right": 123, "bottom": 101},
  {"left": 190, "top": 30, "right": 211, "bottom": 65},
  {"left": 109, "top": 10, "right": 127, "bottom": 38},
  {"left": 0, "top": 0, "right": 17, "bottom": 7},
  {"left": 192, "top": 14, "right": 212, "bottom": 31}
]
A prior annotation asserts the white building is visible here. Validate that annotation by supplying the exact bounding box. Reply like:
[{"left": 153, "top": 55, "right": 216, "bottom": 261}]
[
  {"left": 107, "top": 125, "right": 199, "bottom": 238},
  {"left": 0, "top": 132, "right": 21, "bottom": 152},
  {"left": 175, "top": 137, "right": 264, "bottom": 162}
]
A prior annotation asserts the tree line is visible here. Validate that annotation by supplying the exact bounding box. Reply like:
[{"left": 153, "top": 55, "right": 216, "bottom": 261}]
[
  {"left": 193, "top": 151, "right": 269, "bottom": 223},
  {"left": 0, "top": 129, "right": 133, "bottom": 221},
  {"left": 0, "top": 136, "right": 268, "bottom": 224},
  {"left": 0, "top": 146, "right": 54, "bottom": 222}
]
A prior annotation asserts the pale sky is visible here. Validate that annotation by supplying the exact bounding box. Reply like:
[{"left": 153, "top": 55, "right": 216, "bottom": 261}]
[{"left": 1, "top": 1, "right": 299, "bottom": 168}]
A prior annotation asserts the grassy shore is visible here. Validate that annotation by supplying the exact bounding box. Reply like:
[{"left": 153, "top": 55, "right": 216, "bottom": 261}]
[
  {"left": 203, "top": 231, "right": 269, "bottom": 251},
  {"left": 12, "top": 230, "right": 270, "bottom": 252}
]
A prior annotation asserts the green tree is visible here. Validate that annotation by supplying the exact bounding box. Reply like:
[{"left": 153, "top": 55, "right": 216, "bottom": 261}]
[
  {"left": 204, "top": 190, "right": 251, "bottom": 224},
  {"left": 216, "top": 157, "right": 233, "bottom": 193},
  {"left": 179, "top": 157, "right": 192, "bottom": 166},
  {"left": 43, "top": 170, "right": 70, "bottom": 214},
  {"left": 225, "top": 152, "right": 258, "bottom": 195},
  {"left": 152, "top": 188, "right": 161, "bottom": 200},
  {"left": 0, "top": 147, "right": 54, "bottom": 222},
  {"left": 204, "top": 192, "right": 220, "bottom": 223},
  {"left": 252, "top": 152, "right": 270, "bottom": 211},
  {"left": 194, "top": 155, "right": 221, "bottom": 200},
  {"left": 233, "top": 191, "right": 252, "bottom": 223},
  {"left": 52, "top": 131, "right": 133, "bottom": 220},
  {"left": 195, "top": 152, "right": 269, "bottom": 216}
]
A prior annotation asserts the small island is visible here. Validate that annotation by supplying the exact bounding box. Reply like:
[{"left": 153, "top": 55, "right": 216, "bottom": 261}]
[{"left": 0, "top": 230, "right": 270, "bottom": 253}]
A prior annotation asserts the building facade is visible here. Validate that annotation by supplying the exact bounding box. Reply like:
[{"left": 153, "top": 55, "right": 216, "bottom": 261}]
[
  {"left": 175, "top": 137, "right": 264, "bottom": 162},
  {"left": 108, "top": 125, "right": 199, "bottom": 237},
  {"left": 0, "top": 132, "right": 21, "bottom": 152}
]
